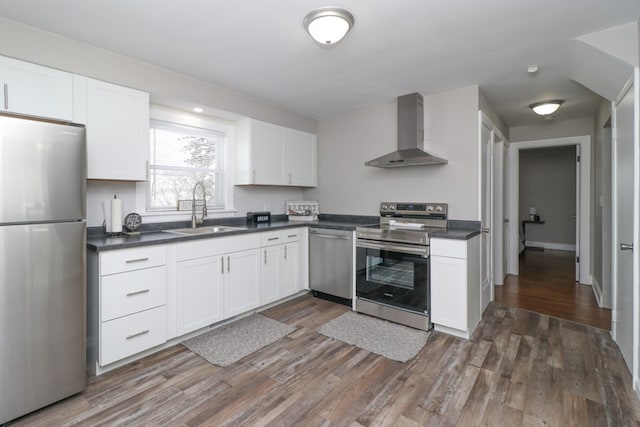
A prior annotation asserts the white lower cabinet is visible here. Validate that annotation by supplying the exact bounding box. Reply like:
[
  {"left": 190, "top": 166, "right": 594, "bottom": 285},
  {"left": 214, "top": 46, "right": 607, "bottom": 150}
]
[
  {"left": 100, "top": 306, "right": 167, "bottom": 366},
  {"left": 282, "top": 240, "right": 300, "bottom": 297},
  {"left": 175, "top": 234, "right": 261, "bottom": 336},
  {"left": 176, "top": 255, "right": 223, "bottom": 336},
  {"left": 259, "top": 228, "right": 306, "bottom": 305},
  {"left": 87, "top": 245, "right": 169, "bottom": 371},
  {"left": 223, "top": 249, "right": 260, "bottom": 318},
  {"left": 261, "top": 244, "right": 283, "bottom": 305},
  {"left": 89, "top": 227, "right": 310, "bottom": 374},
  {"left": 431, "top": 235, "right": 481, "bottom": 339}
]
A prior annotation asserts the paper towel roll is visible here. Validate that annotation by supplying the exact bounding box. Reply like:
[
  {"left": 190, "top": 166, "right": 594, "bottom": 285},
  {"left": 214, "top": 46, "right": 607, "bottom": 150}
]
[{"left": 111, "top": 197, "right": 123, "bottom": 233}]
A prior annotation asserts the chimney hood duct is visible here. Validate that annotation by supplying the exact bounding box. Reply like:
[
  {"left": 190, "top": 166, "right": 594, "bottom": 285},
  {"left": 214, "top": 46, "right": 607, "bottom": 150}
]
[{"left": 365, "top": 93, "right": 447, "bottom": 168}]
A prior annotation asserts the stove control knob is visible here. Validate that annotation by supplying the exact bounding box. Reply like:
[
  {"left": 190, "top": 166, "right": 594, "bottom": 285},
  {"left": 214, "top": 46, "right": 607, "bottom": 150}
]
[
  {"left": 381, "top": 204, "right": 388, "bottom": 211},
  {"left": 390, "top": 204, "right": 396, "bottom": 210},
  {"left": 436, "top": 205, "right": 444, "bottom": 212},
  {"left": 427, "top": 205, "right": 434, "bottom": 212}
]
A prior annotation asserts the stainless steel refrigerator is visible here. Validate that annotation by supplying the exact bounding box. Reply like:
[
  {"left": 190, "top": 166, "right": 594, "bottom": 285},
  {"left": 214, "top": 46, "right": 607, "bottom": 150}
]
[{"left": 0, "top": 115, "right": 86, "bottom": 424}]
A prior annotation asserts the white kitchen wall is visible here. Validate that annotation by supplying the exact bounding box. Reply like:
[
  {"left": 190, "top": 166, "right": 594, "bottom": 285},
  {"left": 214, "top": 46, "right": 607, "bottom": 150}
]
[{"left": 303, "top": 86, "right": 481, "bottom": 220}]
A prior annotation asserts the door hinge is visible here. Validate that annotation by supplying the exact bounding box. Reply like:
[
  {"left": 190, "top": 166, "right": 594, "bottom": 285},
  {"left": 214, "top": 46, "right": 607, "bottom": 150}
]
[
  {"left": 576, "top": 155, "right": 580, "bottom": 162},
  {"left": 576, "top": 256, "right": 580, "bottom": 263}
]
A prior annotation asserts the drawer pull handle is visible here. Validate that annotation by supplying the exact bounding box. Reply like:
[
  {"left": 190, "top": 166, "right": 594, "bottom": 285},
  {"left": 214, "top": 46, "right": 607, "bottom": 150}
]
[
  {"left": 126, "top": 289, "right": 150, "bottom": 297},
  {"left": 221, "top": 256, "right": 224, "bottom": 274},
  {"left": 227, "top": 256, "right": 230, "bottom": 273},
  {"left": 287, "top": 234, "right": 297, "bottom": 238},
  {"left": 284, "top": 246, "right": 287, "bottom": 260},
  {"left": 267, "top": 237, "right": 279, "bottom": 241},
  {"left": 3, "top": 84, "right": 7, "bottom": 109},
  {"left": 264, "top": 249, "right": 267, "bottom": 264},
  {"left": 125, "top": 257, "right": 149, "bottom": 263},
  {"left": 126, "top": 329, "right": 150, "bottom": 340}
]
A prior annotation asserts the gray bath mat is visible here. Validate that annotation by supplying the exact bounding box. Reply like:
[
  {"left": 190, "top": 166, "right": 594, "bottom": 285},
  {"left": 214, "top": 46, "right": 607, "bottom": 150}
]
[
  {"left": 183, "top": 314, "right": 295, "bottom": 367},
  {"left": 317, "top": 311, "right": 430, "bottom": 362}
]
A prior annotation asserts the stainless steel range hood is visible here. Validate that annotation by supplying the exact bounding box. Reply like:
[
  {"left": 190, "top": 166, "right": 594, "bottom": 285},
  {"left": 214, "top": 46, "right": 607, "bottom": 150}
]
[{"left": 365, "top": 93, "right": 447, "bottom": 168}]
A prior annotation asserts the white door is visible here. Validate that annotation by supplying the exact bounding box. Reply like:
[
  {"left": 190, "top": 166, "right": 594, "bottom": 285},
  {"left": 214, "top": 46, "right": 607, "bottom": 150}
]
[
  {"left": 261, "top": 245, "right": 282, "bottom": 305},
  {"left": 492, "top": 137, "right": 505, "bottom": 285},
  {"left": 613, "top": 79, "right": 636, "bottom": 373},
  {"left": 575, "top": 145, "right": 581, "bottom": 282},
  {"left": 480, "top": 120, "right": 493, "bottom": 311},
  {"left": 502, "top": 143, "right": 510, "bottom": 279},
  {"left": 285, "top": 129, "right": 317, "bottom": 186},
  {"left": 251, "top": 121, "right": 286, "bottom": 185}
]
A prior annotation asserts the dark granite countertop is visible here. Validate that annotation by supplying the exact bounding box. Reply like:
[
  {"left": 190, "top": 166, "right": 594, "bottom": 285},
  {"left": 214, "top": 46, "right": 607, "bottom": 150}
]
[{"left": 87, "top": 215, "right": 480, "bottom": 252}]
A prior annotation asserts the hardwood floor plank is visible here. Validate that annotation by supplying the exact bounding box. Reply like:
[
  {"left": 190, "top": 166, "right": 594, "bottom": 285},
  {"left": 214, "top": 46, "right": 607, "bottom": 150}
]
[
  {"left": 495, "top": 249, "right": 611, "bottom": 330},
  {"left": 12, "top": 295, "right": 640, "bottom": 427}
]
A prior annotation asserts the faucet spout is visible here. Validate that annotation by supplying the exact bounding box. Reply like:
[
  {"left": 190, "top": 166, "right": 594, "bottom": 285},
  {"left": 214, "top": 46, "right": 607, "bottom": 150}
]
[{"left": 191, "top": 181, "right": 207, "bottom": 228}]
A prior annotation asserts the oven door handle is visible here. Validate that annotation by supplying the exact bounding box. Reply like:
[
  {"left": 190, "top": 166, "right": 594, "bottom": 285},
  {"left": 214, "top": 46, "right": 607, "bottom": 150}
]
[{"left": 357, "top": 240, "right": 429, "bottom": 257}]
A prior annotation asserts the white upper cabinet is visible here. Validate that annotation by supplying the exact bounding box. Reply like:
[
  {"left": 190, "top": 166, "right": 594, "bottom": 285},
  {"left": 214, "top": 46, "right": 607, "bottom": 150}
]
[
  {"left": 84, "top": 77, "right": 149, "bottom": 181},
  {"left": 285, "top": 128, "right": 317, "bottom": 186},
  {"left": 236, "top": 118, "right": 317, "bottom": 187},
  {"left": 0, "top": 56, "right": 73, "bottom": 121}
]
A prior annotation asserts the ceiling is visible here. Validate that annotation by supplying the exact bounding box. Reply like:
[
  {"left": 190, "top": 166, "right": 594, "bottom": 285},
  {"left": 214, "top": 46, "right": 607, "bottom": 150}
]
[{"left": 0, "top": 0, "right": 638, "bottom": 127}]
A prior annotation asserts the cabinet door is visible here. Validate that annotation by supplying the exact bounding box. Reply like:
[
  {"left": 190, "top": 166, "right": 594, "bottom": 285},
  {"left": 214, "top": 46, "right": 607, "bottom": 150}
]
[
  {"left": 285, "top": 129, "right": 316, "bottom": 187},
  {"left": 431, "top": 255, "right": 467, "bottom": 330},
  {"left": 86, "top": 78, "right": 149, "bottom": 180},
  {"left": 176, "top": 256, "right": 224, "bottom": 335},
  {"left": 282, "top": 241, "right": 300, "bottom": 297},
  {"left": 224, "top": 249, "right": 260, "bottom": 318},
  {"left": 0, "top": 57, "right": 73, "bottom": 121},
  {"left": 251, "top": 121, "right": 286, "bottom": 185},
  {"left": 261, "top": 245, "right": 282, "bottom": 305}
]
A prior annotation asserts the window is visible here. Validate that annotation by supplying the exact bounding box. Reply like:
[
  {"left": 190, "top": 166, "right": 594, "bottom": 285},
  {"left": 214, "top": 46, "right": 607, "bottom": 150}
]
[{"left": 148, "top": 120, "right": 225, "bottom": 211}]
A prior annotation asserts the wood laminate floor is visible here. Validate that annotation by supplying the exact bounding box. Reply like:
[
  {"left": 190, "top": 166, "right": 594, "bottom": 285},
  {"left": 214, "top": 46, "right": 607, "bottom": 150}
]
[
  {"left": 13, "top": 294, "right": 640, "bottom": 426},
  {"left": 495, "top": 249, "right": 612, "bottom": 330}
]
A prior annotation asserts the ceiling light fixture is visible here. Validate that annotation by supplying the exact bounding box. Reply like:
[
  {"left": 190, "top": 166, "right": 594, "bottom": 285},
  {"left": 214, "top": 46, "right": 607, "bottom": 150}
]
[
  {"left": 529, "top": 100, "right": 563, "bottom": 116},
  {"left": 192, "top": 107, "right": 204, "bottom": 113},
  {"left": 303, "top": 7, "right": 354, "bottom": 46}
]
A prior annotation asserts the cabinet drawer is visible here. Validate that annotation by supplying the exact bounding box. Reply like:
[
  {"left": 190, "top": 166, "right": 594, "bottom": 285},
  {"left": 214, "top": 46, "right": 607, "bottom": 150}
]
[
  {"left": 430, "top": 238, "right": 467, "bottom": 258},
  {"left": 101, "top": 246, "right": 166, "bottom": 275},
  {"left": 281, "top": 228, "right": 302, "bottom": 243},
  {"left": 100, "top": 306, "right": 166, "bottom": 366},
  {"left": 101, "top": 266, "right": 167, "bottom": 321},
  {"left": 260, "top": 231, "right": 282, "bottom": 246}
]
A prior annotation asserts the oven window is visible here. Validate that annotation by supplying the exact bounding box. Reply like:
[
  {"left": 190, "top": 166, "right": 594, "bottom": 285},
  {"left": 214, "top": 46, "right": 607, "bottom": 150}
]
[
  {"left": 356, "top": 246, "right": 429, "bottom": 313},
  {"left": 366, "top": 255, "right": 415, "bottom": 289}
]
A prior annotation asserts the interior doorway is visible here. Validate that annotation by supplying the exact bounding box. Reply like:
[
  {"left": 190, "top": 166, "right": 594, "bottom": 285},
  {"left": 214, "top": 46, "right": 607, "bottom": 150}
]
[{"left": 508, "top": 136, "right": 592, "bottom": 285}]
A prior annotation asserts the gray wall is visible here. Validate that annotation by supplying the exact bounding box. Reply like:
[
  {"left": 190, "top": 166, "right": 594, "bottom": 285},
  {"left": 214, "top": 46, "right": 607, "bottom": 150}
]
[
  {"left": 303, "top": 86, "right": 481, "bottom": 220},
  {"left": 519, "top": 146, "right": 577, "bottom": 247}
]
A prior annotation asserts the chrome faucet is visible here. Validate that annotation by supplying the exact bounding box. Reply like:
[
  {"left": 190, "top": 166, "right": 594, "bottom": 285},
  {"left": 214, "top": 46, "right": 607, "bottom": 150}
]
[{"left": 191, "top": 181, "right": 207, "bottom": 228}]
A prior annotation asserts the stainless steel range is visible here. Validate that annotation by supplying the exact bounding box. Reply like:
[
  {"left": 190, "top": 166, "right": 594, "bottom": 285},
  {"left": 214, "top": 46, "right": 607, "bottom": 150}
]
[{"left": 355, "top": 202, "right": 447, "bottom": 331}]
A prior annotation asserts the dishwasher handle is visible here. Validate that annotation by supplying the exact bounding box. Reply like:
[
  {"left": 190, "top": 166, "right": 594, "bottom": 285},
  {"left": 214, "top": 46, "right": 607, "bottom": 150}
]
[
  {"left": 309, "top": 229, "right": 352, "bottom": 241},
  {"left": 310, "top": 233, "right": 350, "bottom": 240}
]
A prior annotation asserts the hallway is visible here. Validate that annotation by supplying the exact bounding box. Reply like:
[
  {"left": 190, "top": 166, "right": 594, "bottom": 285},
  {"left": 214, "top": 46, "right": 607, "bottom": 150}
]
[{"left": 494, "top": 249, "right": 611, "bottom": 330}]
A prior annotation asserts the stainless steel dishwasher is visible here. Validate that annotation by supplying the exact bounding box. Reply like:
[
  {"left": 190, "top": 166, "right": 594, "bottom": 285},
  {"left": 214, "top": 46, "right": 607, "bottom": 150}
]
[{"left": 309, "top": 228, "right": 354, "bottom": 304}]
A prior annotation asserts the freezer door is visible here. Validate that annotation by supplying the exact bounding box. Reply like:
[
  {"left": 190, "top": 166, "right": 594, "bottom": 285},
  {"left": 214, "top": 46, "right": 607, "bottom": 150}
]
[
  {"left": 0, "top": 221, "right": 86, "bottom": 424},
  {"left": 0, "top": 115, "right": 85, "bottom": 223}
]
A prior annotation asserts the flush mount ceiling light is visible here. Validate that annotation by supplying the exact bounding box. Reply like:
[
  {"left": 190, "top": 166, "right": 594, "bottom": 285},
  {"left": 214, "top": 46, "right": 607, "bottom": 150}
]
[
  {"left": 303, "top": 7, "right": 354, "bottom": 46},
  {"left": 529, "top": 100, "right": 564, "bottom": 116}
]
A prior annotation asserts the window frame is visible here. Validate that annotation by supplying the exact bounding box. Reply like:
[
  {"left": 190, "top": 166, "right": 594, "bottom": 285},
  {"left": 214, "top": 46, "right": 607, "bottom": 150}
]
[{"left": 135, "top": 105, "right": 236, "bottom": 221}]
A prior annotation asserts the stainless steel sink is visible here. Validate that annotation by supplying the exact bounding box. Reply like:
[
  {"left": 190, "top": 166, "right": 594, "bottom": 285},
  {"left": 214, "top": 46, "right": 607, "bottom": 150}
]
[{"left": 164, "top": 225, "right": 246, "bottom": 235}]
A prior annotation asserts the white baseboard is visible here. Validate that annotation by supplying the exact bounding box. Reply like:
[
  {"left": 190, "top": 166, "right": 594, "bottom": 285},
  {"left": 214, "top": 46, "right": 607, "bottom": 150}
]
[{"left": 525, "top": 240, "right": 576, "bottom": 251}]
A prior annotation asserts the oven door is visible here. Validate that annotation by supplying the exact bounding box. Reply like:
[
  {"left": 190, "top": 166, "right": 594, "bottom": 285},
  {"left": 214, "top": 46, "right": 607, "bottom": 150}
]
[{"left": 356, "top": 240, "right": 430, "bottom": 314}]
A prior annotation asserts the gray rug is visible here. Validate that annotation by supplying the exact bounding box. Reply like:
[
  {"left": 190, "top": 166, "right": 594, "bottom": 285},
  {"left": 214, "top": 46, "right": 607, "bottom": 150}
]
[
  {"left": 317, "top": 311, "right": 430, "bottom": 362},
  {"left": 182, "top": 314, "right": 295, "bottom": 367}
]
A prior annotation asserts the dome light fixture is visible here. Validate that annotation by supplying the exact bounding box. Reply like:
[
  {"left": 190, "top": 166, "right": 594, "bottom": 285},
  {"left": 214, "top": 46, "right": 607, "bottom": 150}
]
[
  {"left": 530, "top": 100, "right": 563, "bottom": 116},
  {"left": 304, "top": 7, "right": 354, "bottom": 46}
]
